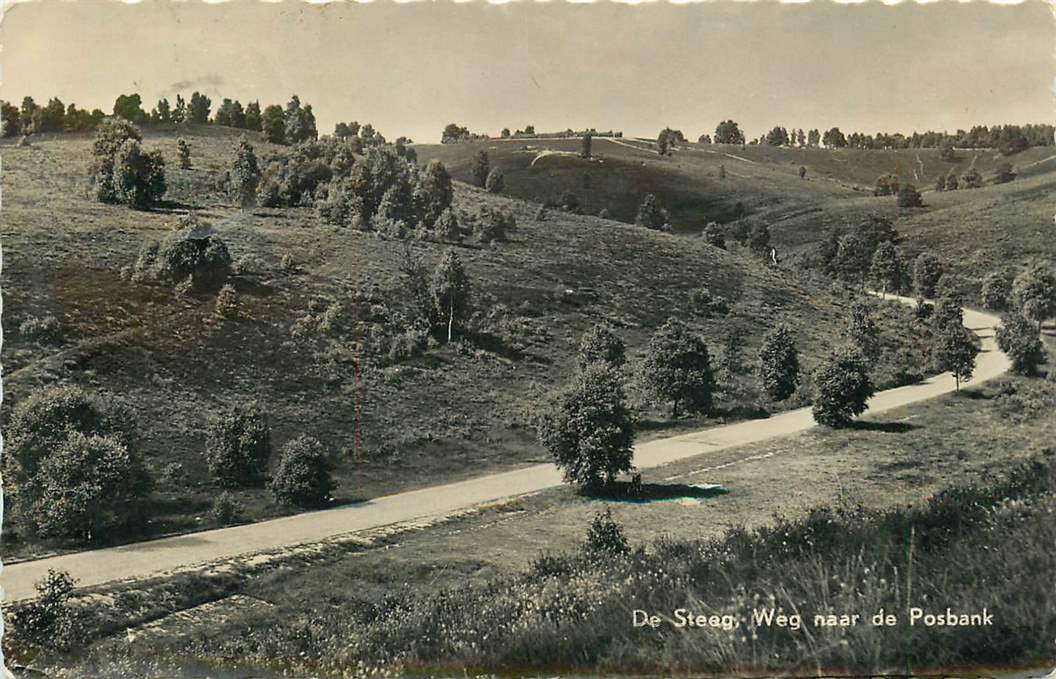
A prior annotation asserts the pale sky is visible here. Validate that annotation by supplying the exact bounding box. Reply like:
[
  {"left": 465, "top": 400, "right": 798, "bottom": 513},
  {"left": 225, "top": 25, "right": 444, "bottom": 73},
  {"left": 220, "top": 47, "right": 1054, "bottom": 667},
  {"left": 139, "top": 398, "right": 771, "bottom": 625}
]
[{"left": 1, "top": 1, "right": 1051, "bottom": 143}]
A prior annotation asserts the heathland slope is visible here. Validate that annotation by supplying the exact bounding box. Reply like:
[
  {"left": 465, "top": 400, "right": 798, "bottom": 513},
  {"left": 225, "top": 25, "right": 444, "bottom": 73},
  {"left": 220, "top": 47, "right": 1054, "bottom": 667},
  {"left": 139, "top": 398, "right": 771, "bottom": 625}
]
[{"left": 2, "top": 126, "right": 868, "bottom": 553}]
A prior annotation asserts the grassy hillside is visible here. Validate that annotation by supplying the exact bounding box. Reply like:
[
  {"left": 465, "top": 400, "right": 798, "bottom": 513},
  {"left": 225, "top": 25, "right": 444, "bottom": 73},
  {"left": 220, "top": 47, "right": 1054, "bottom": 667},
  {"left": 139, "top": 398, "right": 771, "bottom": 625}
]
[
  {"left": 415, "top": 137, "right": 1056, "bottom": 240},
  {"left": 765, "top": 160, "right": 1056, "bottom": 282},
  {"left": 1, "top": 126, "right": 880, "bottom": 555}
]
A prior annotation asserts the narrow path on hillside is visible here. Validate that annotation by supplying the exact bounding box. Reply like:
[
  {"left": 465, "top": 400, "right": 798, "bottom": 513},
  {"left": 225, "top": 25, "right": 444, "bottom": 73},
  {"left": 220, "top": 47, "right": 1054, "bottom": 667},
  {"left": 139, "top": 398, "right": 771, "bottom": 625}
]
[{"left": 0, "top": 295, "right": 1009, "bottom": 602}]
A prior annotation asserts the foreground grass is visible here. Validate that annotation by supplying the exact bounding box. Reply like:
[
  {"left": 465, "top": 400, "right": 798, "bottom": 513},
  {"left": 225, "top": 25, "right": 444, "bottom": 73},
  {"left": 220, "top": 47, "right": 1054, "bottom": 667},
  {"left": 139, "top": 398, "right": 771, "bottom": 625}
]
[{"left": 37, "top": 373, "right": 1056, "bottom": 677}]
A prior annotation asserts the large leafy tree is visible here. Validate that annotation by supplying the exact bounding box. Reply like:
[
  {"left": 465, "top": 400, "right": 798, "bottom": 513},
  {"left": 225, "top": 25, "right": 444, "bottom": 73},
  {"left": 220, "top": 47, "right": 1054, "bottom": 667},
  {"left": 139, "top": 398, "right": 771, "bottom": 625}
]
[
  {"left": 537, "top": 365, "right": 635, "bottom": 489},
  {"left": 931, "top": 324, "right": 980, "bottom": 391},
  {"left": 640, "top": 318, "right": 716, "bottom": 417},
  {"left": 869, "top": 241, "right": 904, "bottom": 296},
  {"left": 995, "top": 312, "right": 1046, "bottom": 376},
  {"left": 1012, "top": 261, "right": 1056, "bottom": 330},
  {"left": 758, "top": 324, "right": 800, "bottom": 401},
  {"left": 714, "top": 120, "right": 745, "bottom": 145},
  {"left": 812, "top": 347, "right": 875, "bottom": 427},
  {"left": 912, "top": 252, "right": 944, "bottom": 298}
]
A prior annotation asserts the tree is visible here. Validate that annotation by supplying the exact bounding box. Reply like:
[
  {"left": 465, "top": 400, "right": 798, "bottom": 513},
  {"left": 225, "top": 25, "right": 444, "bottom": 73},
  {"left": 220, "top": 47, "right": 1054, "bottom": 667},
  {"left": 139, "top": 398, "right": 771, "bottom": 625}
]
[
  {"left": 811, "top": 347, "right": 875, "bottom": 427},
  {"left": 640, "top": 318, "right": 716, "bottom": 417},
  {"left": 912, "top": 252, "right": 943, "bottom": 298},
  {"left": 874, "top": 174, "right": 900, "bottom": 196},
  {"left": 485, "top": 167, "right": 505, "bottom": 193},
  {"left": 714, "top": 120, "right": 745, "bottom": 145},
  {"left": 432, "top": 250, "right": 471, "bottom": 342},
  {"left": 262, "top": 104, "right": 285, "bottom": 144},
  {"left": 993, "top": 162, "right": 1016, "bottom": 184},
  {"left": 765, "top": 126, "right": 789, "bottom": 146},
  {"left": 847, "top": 301, "right": 881, "bottom": 362},
  {"left": 1, "top": 100, "right": 20, "bottom": 137},
  {"left": 204, "top": 403, "right": 272, "bottom": 487},
  {"left": 703, "top": 221, "right": 726, "bottom": 249},
  {"left": 230, "top": 137, "right": 262, "bottom": 211},
  {"left": 177, "top": 138, "right": 192, "bottom": 169},
  {"left": 807, "top": 129, "right": 821, "bottom": 147},
  {"left": 748, "top": 222, "right": 771, "bottom": 254},
  {"left": 111, "top": 139, "right": 167, "bottom": 208},
  {"left": 897, "top": 183, "right": 923, "bottom": 207},
  {"left": 758, "top": 324, "right": 800, "bottom": 401},
  {"left": 635, "top": 193, "right": 669, "bottom": 231},
  {"left": 822, "top": 127, "right": 847, "bottom": 148},
  {"left": 799, "top": 165, "right": 807, "bottom": 179},
  {"left": 113, "top": 93, "right": 147, "bottom": 123},
  {"left": 961, "top": 167, "right": 982, "bottom": 189},
  {"left": 945, "top": 170, "right": 959, "bottom": 191},
  {"left": 244, "top": 101, "right": 263, "bottom": 131},
  {"left": 581, "top": 133, "right": 593, "bottom": 159},
  {"left": 980, "top": 272, "right": 1012, "bottom": 311},
  {"left": 834, "top": 233, "right": 870, "bottom": 289},
  {"left": 932, "top": 295, "right": 964, "bottom": 334},
  {"left": 32, "top": 432, "right": 151, "bottom": 542},
  {"left": 578, "top": 323, "right": 626, "bottom": 369},
  {"left": 501, "top": 127, "right": 511, "bottom": 138},
  {"left": 269, "top": 435, "right": 334, "bottom": 507},
  {"left": 39, "top": 97, "right": 66, "bottom": 132},
  {"left": 188, "top": 91, "right": 211, "bottom": 124},
  {"left": 441, "top": 123, "right": 471, "bottom": 143},
  {"left": 283, "top": 95, "right": 317, "bottom": 143},
  {"left": 1012, "top": 261, "right": 1056, "bottom": 330},
  {"left": 416, "top": 160, "right": 454, "bottom": 227},
  {"left": 89, "top": 117, "right": 142, "bottom": 203},
  {"left": 869, "top": 241, "right": 904, "bottom": 296},
  {"left": 931, "top": 324, "right": 979, "bottom": 391},
  {"left": 471, "top": 150, "right": 490, "bottom": 188},
  {"left": 995, "top": 312, "right": 1045, "bottom": 376},
  {"left": 537, "top": 366, "right": 634, "bottom": 489}
]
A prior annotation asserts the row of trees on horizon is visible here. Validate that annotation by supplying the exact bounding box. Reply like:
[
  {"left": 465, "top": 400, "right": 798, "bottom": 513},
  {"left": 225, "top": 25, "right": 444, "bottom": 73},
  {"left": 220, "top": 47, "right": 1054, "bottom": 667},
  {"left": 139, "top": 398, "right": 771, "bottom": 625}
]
[{"left": 5, "top": 90, "right": 1051, "bottom": 157}]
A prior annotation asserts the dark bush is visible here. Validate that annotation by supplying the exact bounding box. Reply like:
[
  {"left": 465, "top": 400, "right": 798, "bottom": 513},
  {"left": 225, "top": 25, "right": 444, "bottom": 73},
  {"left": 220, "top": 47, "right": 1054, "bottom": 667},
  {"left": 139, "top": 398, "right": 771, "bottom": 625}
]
[
  {"left": 10, "top": 570, "right": 83, "bottom": 654},
  {"left": 583, "top": 508, "right": 630, "bottom": 556},
  {"left": 204, "top": 403, "right": 272, "bottom": 487},
  {"left": 269, "top": 434, "right": 335, "bottom": 507}
]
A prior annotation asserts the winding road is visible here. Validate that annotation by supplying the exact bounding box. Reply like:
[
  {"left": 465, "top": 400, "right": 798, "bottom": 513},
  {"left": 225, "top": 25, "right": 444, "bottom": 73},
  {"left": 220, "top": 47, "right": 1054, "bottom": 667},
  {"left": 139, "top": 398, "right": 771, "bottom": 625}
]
[{"left": 0, "top": 295, "right": 1009, "bottom": 602}]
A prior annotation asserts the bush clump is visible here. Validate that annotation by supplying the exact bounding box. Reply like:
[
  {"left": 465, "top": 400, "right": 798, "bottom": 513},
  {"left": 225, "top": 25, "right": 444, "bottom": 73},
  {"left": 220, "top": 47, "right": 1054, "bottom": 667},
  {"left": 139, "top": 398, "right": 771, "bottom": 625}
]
[
  {"left": 269, "top": 435, "right": 335, "bottom": 507},
  {"left": 9, "top": 570, "right": 83, "bottom": 655},
  {"left": 134, "top": 216, "right": 232, "bottom": 290},
  {"left": 5, "top": 385, "right": 150, "bottom": 544},
  {"left": 19, "top": 315, "right": 63, "bottom": 345},
  {"left": 204, "top": 403, "right": 272, "bottom": 487},
  {"left": 583, "top": 508, "right": 630, "bottom": 556}
]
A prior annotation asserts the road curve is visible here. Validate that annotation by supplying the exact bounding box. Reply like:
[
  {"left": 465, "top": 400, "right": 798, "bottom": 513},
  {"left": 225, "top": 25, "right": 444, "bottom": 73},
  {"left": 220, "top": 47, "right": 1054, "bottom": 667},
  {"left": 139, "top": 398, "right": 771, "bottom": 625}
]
[{"left": 0, "top": 294, "right": 1009, "bottom": 602}]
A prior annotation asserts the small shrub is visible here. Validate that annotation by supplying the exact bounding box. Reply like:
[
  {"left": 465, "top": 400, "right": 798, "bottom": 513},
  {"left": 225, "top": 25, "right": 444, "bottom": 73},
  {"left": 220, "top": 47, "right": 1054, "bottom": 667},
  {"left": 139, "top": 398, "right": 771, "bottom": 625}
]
[
  {"left": 215, "top": 284, "right": 237, "bottom": 317},
  {"left": 583, "top": 508, "right": 630, "bottom": 556},
  {"left": 896, "top": 183, "right": 923, "bottom": 208},
  {"left": 19, "top": 315, "right": 63, "bottom": 345},
  {"left": 210, "top": 492, "right": 244, "bottom": 526},
  {"left": 996, "top": 312, "right": 1045, "bottom": 376},
  {"left": 10, "top": 570, "right": 82, "bottom": 653},
  {"left": 485, "top": 167, "right": 505, "bottom": 193},
  {"left": 269, "top": 434, "right": 335, "bottom": 507},
  {"left": 689, "top": 287, "right": 730, "bottom": 317},
  {"left": 177, "top": 138, "right": 192, "bottom": 169},
  {"left": 280, "top": 253, "right": 296, "bottom": 273},
  {"left": 111, "top": 138, "right": 166, "bottom": 209}
]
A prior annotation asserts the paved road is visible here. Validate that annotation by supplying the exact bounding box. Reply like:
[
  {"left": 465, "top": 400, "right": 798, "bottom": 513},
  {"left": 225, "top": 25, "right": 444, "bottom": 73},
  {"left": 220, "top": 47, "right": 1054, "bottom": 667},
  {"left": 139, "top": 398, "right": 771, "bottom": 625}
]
[{"left": 0, "top": 295, "right": 1009, "bottom": 602}]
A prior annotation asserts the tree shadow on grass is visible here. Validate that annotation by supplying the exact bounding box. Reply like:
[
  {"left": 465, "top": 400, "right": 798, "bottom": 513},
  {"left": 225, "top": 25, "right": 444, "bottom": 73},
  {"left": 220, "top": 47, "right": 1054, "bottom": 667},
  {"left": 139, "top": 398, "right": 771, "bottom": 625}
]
[
  {"left": 849, "top": 420, "right": 921, "bottom": 433},
  {"left": 583, "top": 481, "right": 729, "bottom": 504}
]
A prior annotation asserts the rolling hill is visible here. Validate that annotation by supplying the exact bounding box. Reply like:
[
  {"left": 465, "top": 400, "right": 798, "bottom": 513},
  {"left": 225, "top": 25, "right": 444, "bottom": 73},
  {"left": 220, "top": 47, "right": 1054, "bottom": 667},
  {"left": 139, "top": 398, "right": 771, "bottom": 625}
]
[{"left": 1, "top": 126, "right": 876, "bottom": 556}]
